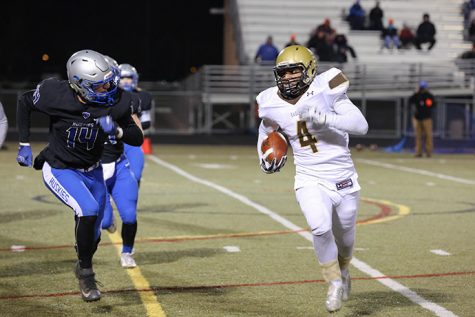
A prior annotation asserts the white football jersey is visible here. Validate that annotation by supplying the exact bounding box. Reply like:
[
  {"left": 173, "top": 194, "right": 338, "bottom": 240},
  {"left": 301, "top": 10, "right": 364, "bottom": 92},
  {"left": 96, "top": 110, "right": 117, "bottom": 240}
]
[{"left": 257, "top": 68, "right": 361, "bottom": 193}]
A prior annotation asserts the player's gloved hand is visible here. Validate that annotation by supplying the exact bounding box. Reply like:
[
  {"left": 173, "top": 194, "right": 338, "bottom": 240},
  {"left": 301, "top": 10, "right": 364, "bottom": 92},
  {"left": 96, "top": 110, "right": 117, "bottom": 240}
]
[
  {"left": 259, "top": 156, "right": 287, "bottom": 174},
  {"left": 17, "top": 144, "right": 33, "bottom": 167},
  {"left": 299, "top": 105, "right": 327, "bottom": 126},
  {"left": 97, "top": 115, "right": 118, "bottom": 135}
]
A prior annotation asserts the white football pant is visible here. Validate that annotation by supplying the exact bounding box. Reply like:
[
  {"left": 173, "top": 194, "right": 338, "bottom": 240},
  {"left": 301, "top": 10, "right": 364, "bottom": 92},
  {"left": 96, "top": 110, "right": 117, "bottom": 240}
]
[{"left": 296, "top": 185, "right": 359, "bottom": 264}]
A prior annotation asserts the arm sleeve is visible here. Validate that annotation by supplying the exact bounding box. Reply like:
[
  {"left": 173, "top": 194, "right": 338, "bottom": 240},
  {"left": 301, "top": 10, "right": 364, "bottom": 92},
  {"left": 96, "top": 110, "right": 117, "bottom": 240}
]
[
  {"left": 140, "top": 109, "right": 151, "bottom": 130},
  {"left": 17, "top": 91, "right": 37, "bottom": 143},
  {"left": 138, "top": 91, "right": 153, "bottom": 131},
  {"left": 117, "top": 115, "right": 144, "bottom": 146},
  {"left": 325, "top": 94, "right": 369, "bottom": 135}
]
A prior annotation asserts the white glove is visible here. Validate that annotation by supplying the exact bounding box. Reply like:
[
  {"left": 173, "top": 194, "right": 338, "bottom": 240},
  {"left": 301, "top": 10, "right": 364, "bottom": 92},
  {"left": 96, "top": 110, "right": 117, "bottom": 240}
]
[{"left": 299, "top": 105, "right": 327, "bottom": 126}]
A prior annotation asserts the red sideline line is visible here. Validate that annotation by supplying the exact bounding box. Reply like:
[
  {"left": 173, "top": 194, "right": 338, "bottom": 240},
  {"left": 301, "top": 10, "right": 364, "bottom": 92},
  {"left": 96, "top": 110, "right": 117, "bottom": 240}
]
[
  {"left": 1, "top": 270, "right": 474, "bottom": 301},
  {"left": 357, "top": 199, "right": 392, "bottom": 224},
  {"left": 0, "top": 200, "right": 392, "bottom": 252}
]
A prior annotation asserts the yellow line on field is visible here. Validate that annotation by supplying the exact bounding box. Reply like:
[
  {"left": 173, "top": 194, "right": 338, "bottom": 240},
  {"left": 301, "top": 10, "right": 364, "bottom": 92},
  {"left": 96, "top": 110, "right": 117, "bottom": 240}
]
[
  {"left": 358, "top": 198, "right": 411, "bottom": 226},
  {"left": 108, "top": 231, "right": 166, "bottom": 317}
]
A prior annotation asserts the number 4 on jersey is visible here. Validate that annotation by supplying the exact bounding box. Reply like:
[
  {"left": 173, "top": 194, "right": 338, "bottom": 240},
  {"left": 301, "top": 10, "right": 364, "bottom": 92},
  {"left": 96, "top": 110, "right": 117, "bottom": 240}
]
[{"left": 297, "top": 121, "right": 318, "bottom": 153}]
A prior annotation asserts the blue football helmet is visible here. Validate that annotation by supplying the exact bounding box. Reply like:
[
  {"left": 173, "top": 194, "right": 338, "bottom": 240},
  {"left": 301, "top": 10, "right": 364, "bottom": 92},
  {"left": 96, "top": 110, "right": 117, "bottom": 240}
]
[{"left": 66, "top": 49, "right": 120, "bottom": 105}]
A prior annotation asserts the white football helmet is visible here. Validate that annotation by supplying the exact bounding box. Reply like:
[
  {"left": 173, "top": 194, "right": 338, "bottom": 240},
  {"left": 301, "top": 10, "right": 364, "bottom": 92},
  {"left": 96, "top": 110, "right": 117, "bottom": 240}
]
[{"left": 66, "top": 49, "right": 120, "bottom": 105}]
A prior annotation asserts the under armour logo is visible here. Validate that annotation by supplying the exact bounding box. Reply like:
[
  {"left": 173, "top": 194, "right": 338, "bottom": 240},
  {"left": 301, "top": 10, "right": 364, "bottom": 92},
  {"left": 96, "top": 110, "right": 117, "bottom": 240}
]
[
  {"left": 82, "top": 112, "right": 91, "bottom": 119},
  {"left": 307, "top": 91, "right": 314, "bottom": 96}
]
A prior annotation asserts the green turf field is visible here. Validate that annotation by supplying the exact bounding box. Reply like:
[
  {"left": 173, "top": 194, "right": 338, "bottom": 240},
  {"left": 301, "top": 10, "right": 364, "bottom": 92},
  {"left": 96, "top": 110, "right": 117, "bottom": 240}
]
[{"left": 0, "top": 142, "right": 474, "bottom": 316}]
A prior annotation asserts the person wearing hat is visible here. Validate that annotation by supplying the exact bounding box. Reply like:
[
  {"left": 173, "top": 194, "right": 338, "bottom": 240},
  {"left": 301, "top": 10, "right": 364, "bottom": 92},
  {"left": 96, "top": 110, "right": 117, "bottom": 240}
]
[
  {"left": 285, "top": 33, "right": 300, "bottom": 47},
  {"left": 409, "top": 80, "right": 436, "bottom": 157}
]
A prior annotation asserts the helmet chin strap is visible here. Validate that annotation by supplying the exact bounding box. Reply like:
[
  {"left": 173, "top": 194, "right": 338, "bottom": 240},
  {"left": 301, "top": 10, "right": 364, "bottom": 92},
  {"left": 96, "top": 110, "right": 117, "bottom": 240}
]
[{"left": 278, "top": 77, "right": 309, "bottom": 100}]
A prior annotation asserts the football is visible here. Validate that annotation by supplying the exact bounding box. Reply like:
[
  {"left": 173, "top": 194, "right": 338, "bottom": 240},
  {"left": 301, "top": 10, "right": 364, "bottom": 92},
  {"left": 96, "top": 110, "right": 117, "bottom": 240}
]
[{"left": 261, "top": 131, "right": 288, "bottom": 163}]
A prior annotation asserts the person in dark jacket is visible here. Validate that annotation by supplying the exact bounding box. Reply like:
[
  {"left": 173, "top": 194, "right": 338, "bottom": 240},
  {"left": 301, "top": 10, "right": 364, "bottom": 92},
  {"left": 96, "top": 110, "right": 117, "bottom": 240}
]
[
  {"left": 409, "top": 80, "right": 436, "bottom": 157},
  {"left": 414, "top": 14, "right": 437, "bottom": 51},
  {"left": 369, "top": 1, "right": 384, "bottom": 31}
]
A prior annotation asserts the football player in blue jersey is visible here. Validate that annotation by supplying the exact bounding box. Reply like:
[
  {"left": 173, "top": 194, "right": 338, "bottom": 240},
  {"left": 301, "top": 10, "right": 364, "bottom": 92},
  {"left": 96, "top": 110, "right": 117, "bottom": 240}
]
[
  {"left": 117, "top": 63, "right": 153, "bottom": 185},
  {"left": 99, "top": 57, "right": 143, "bottom": 268},
  {"left": 100, "top": 63, "right": 153, "bottom": 266},
  {"left": 16, "top": 49, "right": 143, "bottom": 301}
]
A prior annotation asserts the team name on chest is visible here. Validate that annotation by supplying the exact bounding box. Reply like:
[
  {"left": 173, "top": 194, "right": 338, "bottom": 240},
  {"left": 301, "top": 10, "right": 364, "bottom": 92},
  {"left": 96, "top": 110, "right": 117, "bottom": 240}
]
[{"left": 72, "top": 122, "right": 95, "bottom": 128}]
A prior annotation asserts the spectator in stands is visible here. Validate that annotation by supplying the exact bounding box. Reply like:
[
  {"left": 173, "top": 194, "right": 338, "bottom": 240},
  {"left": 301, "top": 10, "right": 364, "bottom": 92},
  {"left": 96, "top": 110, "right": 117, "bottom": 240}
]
[
  {"left": 316, "top": 18, "right": 337, "bottom": 42},
  {"left": 347, "top": 0, "right": 366, "bottom": 30},
  {"left": 457, "top": 43, "right": 475, "bottom": 86},
  {"left": 307, "top": 30, "right": 334, "bottom": 62},
  {"left": 333, "top": 34, "right": 357, "bottom": 63},
  {"left": 255, "top": 36, "right": 279, "bottom": 65},
  {"left": 381, "top": 19, "right": 401, "bottom": 50},
  {"left": 368, "top": 1, "right": 384, "bottom": 31},
  {"left": 0, "top": 101, "right": 7, "bottom": 150},
  {"left": 461, "top": 0, "right": 475, "bottom": 29},
  {"left": 399, "top": 23, "right": 415, "bottom": 49},
  {"left": 285, "top": 33, "right": 300, "bottom": 47},
  {"left": 409, "top": 80, "right": 435, "bottom": 158},
  {"left": 414, "top": 14, "right": 437, "bottom": 51},
  {"left": 467, "top": 19, "right": 475, "bottom": 42},
  {"left": 460, "top": 42, "right": 475, "bottom": 59}
]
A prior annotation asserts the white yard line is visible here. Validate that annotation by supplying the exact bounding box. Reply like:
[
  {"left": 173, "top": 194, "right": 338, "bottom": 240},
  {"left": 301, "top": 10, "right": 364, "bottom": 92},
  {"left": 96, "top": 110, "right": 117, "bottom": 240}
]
[
  {"left": 148, "top": 155, "right": 458, "bottom": 317},
  {"left": 431, "top": 249, "right": 451, "bottom": 256},
  {"left": 356, "top": 159, "right": 475, "bottom": 185}
]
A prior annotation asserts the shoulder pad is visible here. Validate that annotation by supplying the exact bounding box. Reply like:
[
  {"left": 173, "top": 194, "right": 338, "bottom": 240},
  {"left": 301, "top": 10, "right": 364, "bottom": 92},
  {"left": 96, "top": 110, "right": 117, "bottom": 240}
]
[
  {"left": 256, "top": 87, "right": 278, "bottom": 108},
  {"left": 320, "top": 68, "right": 349, "bottom": 90},
  {"left": 31, "top": 78, "right": 69, "bottom": 109},
  {"left": 317, "top": 68, "right": 349, "bottom": 104}
]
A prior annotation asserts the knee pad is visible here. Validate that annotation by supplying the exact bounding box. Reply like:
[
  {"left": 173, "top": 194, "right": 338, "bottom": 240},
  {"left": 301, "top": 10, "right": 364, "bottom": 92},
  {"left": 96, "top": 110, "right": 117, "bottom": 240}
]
[
  {"left": 120, "top": 207, "right": 137, "bottom": 224},
  {"left": 311, "top": 225, "right": 332, "bottom": 236}
]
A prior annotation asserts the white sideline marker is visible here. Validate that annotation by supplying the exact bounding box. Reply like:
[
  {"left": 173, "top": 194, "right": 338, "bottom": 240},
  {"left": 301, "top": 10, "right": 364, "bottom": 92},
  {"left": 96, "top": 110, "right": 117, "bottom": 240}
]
[
  {"left": 148, "top": 155, "right": 459, "bottom": 317},
  {"left": 431, "top": 249, "right": 451, "bottom": 256},
  {"left": 195, "top": 163, "right": 235, "bottom": 169},
  {"left": 10, "top": 245, "right": 26, "bottom": 252},
  {"left": 223, "top": 246, "right": 241, "bottom": 253}
]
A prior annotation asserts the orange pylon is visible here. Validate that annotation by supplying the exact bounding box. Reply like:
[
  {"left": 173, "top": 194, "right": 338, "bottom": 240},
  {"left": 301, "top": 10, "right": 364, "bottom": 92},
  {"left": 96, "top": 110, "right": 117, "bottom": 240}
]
[{"left": 142, "top": 137, "right": 153, "bottom": 155}]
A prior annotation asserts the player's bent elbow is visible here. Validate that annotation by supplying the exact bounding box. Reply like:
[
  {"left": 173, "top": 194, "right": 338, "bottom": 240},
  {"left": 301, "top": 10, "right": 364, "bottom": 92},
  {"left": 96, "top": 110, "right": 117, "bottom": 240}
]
[
  {"left": 358, "top": 120, "right": 369, "bottom": 135},
  {"left": 352, "top": 122, "right": 368, "bottom": 135},
  {"left": 122, "top": 125, "right": 144, "bottom": 146}
]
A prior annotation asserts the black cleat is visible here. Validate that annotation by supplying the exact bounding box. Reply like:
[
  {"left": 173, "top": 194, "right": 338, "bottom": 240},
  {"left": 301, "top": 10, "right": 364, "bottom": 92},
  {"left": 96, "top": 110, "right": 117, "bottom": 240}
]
[{"left": 75, "top": 262, "right": 101, "bottom": 302}]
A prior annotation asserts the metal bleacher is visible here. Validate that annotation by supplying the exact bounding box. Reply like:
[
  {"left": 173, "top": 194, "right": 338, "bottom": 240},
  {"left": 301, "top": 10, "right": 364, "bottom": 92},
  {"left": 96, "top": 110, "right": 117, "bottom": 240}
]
[
  {"left": 194, "top": 0, "right": 475, "bottom": 138},
  {"left": 237, "top": 0, "right": 470, "bottom": 64}
]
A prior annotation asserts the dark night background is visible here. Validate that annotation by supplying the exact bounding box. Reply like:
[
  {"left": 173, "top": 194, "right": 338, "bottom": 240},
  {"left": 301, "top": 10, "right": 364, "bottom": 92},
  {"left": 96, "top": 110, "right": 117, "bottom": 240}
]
[{"left": 0, "top": 0, "right": 224, "bottom": 85}]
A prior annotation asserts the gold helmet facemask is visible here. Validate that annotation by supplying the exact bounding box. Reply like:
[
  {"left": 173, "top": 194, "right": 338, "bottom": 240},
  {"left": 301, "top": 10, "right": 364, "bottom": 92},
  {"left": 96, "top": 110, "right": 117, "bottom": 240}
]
[{"left": 273, "top": 45, "right": 317, "bottom": 100}]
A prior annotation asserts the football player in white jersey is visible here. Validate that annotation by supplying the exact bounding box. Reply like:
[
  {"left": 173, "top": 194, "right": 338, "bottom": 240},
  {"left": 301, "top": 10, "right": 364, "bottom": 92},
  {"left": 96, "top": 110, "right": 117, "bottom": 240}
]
[{"left": 256, "top": 45, "right": 368, "bottom": 313}]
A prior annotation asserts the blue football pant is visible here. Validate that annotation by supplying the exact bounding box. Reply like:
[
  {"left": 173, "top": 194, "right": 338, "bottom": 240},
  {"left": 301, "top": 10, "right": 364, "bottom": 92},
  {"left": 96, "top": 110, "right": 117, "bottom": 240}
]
[
  {"left": 124, "top": 143, "right": 144, "bottom": 182},
  {"left": 102, "top": 157, "right": 138, "bottom": 227},
  {"left": 42, "top": 162, "right": 106, "bottom": 241}
]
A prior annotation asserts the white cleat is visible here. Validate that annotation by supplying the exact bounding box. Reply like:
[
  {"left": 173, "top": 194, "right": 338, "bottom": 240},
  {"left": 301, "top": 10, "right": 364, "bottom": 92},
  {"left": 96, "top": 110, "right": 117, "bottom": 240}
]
[
  {"left": 341, "top": 270, "right": 351, "bottom": 301},
  {"left": 325, "top": 284, "right": 343, "bottom": 313},
  {"left": 120, "top": 252, "right": 137, "bottom": 268}
]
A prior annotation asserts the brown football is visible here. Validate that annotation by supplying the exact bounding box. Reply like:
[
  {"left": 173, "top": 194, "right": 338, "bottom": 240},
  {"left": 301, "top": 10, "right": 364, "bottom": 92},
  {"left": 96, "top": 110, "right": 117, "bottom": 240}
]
[{"left": 261, "top": 131, "right": 288, "bottom": 163}]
